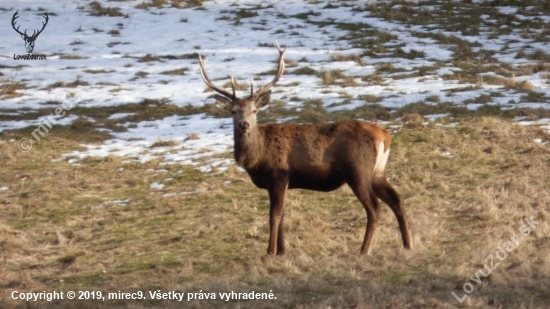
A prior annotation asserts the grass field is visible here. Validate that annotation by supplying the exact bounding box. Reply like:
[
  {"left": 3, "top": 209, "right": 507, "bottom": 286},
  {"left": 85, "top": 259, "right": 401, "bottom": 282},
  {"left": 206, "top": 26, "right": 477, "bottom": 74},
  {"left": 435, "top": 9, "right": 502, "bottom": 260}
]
[
  {"left": 1, "top": 0, "right": 550, "bottom": 308},
  {"left": 2, "top": 116, "right": 550, "bottom": 308}
]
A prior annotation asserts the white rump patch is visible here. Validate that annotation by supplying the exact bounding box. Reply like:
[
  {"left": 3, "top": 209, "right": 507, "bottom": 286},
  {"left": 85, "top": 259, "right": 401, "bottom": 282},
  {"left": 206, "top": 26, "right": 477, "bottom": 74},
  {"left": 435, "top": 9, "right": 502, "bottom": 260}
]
[{"left": 373, "top": 141, "right": 389, "bottom": 177}]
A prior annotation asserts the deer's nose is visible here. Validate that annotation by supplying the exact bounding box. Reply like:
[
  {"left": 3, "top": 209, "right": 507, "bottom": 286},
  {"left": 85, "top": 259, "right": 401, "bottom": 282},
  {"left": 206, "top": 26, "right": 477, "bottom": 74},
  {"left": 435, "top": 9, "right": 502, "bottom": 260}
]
[{"left": 238, "top": 121, "right": 250, "bottom": 130}]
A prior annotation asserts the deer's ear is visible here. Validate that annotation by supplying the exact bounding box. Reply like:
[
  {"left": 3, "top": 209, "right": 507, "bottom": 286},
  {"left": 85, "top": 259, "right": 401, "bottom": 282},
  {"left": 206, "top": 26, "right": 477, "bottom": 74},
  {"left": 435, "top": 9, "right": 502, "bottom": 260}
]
[
  {"left": 214, "top": 95, "right": 233, "bottom": 111},
  {"left": 255, "top": 90, "right": 271, "bottom": 109}
]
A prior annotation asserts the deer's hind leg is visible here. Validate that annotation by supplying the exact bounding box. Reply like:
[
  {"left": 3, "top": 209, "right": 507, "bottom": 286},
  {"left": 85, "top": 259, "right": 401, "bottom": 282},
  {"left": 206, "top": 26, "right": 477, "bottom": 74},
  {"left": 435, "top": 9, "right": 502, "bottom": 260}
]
[
  {"left": 373, "top": 177, "right": 412, "bottom": 250},
  {"left": 347, "top": 175, "right": 381, "bottom": 255}
]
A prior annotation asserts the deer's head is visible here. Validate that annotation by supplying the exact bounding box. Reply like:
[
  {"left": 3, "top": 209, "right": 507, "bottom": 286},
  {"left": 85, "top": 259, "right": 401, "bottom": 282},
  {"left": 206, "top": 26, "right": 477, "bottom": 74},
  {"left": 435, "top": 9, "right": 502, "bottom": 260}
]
[
  {"left": 12, "top": 11, "right": 49, "bottom": 53},
  {"left": 198, "top": 42, "right": 286, "bottom": 135}
]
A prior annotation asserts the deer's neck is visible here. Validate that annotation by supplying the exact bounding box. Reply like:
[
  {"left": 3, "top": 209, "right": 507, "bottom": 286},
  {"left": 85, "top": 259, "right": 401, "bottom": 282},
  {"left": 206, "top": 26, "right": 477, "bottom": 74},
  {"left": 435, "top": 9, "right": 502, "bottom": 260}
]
[{"left": 233, "top": 126, "right": 264, "bottom": 169}]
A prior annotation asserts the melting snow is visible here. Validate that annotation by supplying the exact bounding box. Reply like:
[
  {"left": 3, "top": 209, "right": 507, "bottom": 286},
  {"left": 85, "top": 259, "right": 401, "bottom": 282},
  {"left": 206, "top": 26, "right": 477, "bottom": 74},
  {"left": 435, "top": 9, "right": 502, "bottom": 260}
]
[{"left": 0, "top": 0, "right": 548, "bottom": 171}]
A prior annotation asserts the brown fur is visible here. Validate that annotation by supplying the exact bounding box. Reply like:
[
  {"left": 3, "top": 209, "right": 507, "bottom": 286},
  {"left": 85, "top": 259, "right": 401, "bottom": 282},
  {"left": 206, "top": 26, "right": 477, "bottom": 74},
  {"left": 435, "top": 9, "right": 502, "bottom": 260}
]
[
  {"left": 233, "top": 116, "right": 413, "bottom": 255},
  {"left": 198, "top": 45, "right": 412, "bottom": 255}
]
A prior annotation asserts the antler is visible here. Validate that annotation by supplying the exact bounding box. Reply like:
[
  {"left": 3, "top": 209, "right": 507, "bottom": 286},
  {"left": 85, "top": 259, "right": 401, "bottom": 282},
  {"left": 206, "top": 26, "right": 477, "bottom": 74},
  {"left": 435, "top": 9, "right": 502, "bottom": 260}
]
[
  {"left": 253, "top": 41, "right": 287, "bottom": 99},
  {"left": 198, "top": 54, "right": 236, "bottom": 100},
  {"left": 32, "top": 13, "right": 49, "bottom": 39},
  {"left": 11, "top": 11, "right": 49, "bottom": 39},
  {"left": 11, "top": 11, "right": 25, "bottom": 36}
]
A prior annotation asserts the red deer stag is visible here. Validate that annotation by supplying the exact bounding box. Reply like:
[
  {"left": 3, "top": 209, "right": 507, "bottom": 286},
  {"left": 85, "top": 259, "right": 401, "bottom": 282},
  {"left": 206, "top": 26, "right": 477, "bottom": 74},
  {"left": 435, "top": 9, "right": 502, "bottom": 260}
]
[{"left": 198, "top": 42, "right": 412, "bottom": 255}]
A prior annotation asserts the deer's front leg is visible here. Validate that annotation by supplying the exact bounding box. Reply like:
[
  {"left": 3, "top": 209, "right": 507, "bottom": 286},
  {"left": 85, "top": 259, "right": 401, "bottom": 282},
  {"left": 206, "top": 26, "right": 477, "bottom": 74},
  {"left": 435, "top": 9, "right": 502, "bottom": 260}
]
[{"left": 267, "top": 180, "right": 288, "bottom": 256}]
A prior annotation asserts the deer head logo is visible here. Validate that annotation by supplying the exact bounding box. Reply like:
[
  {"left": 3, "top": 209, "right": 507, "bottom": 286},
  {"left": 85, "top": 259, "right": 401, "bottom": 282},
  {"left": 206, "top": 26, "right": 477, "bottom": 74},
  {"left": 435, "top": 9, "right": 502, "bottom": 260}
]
[{"left": 12, "top": 11, "right": 49, "bottom": 53}]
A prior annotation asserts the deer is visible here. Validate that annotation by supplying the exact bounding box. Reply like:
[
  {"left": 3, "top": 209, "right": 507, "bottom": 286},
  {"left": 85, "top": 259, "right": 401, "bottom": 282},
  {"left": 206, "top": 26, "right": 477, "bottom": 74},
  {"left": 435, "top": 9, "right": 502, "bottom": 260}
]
[
  {"left": 11, "top": 11, "right": 49, "bottom": 53},
  {"left": 197, "top": 42, "right": 412, "bottom": 255}
]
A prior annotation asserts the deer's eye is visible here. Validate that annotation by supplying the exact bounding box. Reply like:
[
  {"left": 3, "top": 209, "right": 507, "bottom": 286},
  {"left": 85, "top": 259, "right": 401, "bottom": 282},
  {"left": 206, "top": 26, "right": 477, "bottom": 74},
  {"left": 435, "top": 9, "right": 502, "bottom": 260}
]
[
  {"left": 252, "top": 110, "right": 258, "bottom": 114},
  {"left": 231, "top": 110, "right": 236, "bottom": 115}
]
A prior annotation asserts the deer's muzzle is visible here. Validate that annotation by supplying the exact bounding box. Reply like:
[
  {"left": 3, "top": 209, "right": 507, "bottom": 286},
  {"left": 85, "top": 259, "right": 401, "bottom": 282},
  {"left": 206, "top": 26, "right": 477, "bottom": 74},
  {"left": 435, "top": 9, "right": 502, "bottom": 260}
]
[{"left": 238, "top": 121, "right": 250, "bottom": 132}]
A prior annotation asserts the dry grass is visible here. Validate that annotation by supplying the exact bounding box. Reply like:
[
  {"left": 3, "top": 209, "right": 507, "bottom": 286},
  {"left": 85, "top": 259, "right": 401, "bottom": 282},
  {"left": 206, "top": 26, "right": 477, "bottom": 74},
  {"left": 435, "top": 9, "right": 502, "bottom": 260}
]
[
  {"left": 200, "top": 78, "right": 250, "bottom": 94},
  {"left": 160, "top": 68, "right": 189, "bottom": 76},
  {"left": 319, "top": 69, "right": 347, "bottom": 86},
  {"left": 329, "top": 53, "right": 364, "bottom": 65},
  {"left": 0, "top": 80, "right": 26, "bottom": 99},
  {"left": 45, "top": 78, "right": 90, "bottom": 90},
  {"left": 88, "top": 1, "right": 124, "bottom": 17},
  {"left": 136, "top": 0, "right": 204, "bottom": 9},
  {"left": 150, "top": 138, "right": 179, "bottom": 148},
  {"left": 340, "top": 77, "right": 359, "bottom": 87},
  {"left": 1, "top": 117, "right": 549, "bottom": 308},
  {"left": 58, "top": 54, "right": 89, "bottom": 60},
  {"left": 137, "top": 54, "right": 163, "bottom": 63},
  {"left": 475, "top": 73, "right": 535, "bottom": 91},
  {"left": 222, "top": 79, "right": 249, "bottom": 92},
  {"left": 82, "top": 69, "right": 115, "bottom": 74}
]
